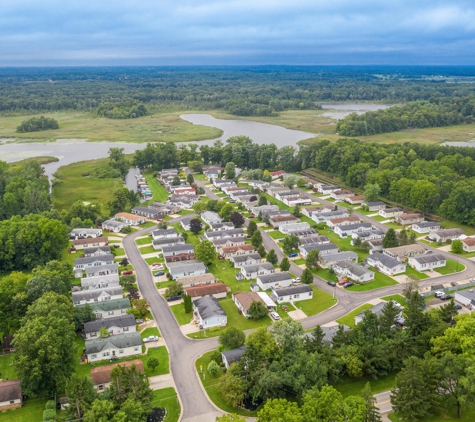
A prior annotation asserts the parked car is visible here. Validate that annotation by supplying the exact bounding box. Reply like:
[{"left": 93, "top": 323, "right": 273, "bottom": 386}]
[
  {"left": 338, "top": 280, "right": 348, "bottom": 286},
  {"left": 229, "top": 199, "right": 236, "bottom": 203},
  {"left": 143, "top": 336, "right": 159, "bottom": 343},
  {"left": 434, "top": 291, "right": 444, "bottom": 298},
  {"left": 451, "top": 281, "right": 458, "bottom": 286},
  {"left": 327, "top": 281, "right": 336, "bottom": 287},
  {"left": 166, "top": 295, "right": 182, "bottom": 302},
  {"left": 288, "top": 252, "right": 298, "bottom": 258},
  {"left": 154, "top": 271, "right": 165, "bottom": 277},
  {"left": 270, "top": 311, "right": 281, "bottom": 320},
  {"left": 343, "top": 282, "right": 354, "bottom": 288},
  {"left": 152, "top": 264, "right": 164, "bottom": 269},
  {"left": 135, "top": 318, "right": 144, "bottom": 324},
  {"left": 454, "top": 304, "right": 462, "bottom": 310},
  {"left": 440, "top": 294, "right": 453, "bottom": 300},
  {"left": 122, "top": 270, "right": 133, "bottom": 275},
  {"left": 112, "top": 244, "right": 120, "bottom": 248}
]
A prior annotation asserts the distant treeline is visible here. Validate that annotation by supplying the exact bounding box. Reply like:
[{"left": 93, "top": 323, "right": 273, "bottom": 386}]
[
  {"left": 337, "top": 97, "right": 475, "bottom": 136},
  {"left": 95, "top": 101, "right": 148, "bottom": 119},
  {"left": 3, "top": 66, "right": 475, "bottom": 116},
  {"left": 16, "top": 116, "right": 59, "bottom": 133}
]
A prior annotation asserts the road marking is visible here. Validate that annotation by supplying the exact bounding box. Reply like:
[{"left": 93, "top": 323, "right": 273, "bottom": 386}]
[{"left": 377, "top": 400, "right": 390, "bottom": 405}]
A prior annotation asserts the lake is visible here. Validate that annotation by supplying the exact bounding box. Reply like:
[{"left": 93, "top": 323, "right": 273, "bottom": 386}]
[{"left": 320, "top": 103, "right": 392, "bottom": 120}]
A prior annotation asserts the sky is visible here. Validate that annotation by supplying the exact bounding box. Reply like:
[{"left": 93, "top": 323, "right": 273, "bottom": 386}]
[{"left": 2, "top": 0, "right": 475, "bottom": 66}]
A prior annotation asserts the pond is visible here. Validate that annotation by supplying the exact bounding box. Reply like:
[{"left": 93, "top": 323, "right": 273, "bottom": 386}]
[{"left": 320, "top": 103, "right": 392, "bottom": 120}]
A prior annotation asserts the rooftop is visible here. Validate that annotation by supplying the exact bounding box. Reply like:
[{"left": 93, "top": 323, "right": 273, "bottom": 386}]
[
  {"left": 116, "top": 212, "right": 143, "bottom": 221},
  {"left": 74, "top": 253, "right": 114, "bottom": 266},
  {"left": 84, "top": 314, "right": 135, "bottom": 333},
  {"left": 184, "top": 283, "right": 228, "bottom": 297},
  {"left": 258, "top": 272, "right": 293, "bottom": 284},
  {"left": 91, "top": 360, "right": 144, "bottom": 385},
  {"left": 272, "top": 284, "right": 313, "bottom": 297},
  {"left": 221, "top": 346, "right": 246, "bottom": 365},
  {"left": 433, "top": 228, "right": 465, "bottom": 237},
  {"left": 85, "top": 332, "right": 142, "bottom": 354},
  {"left": 320, "top": 251, "right": 359, "bottom": 263},
  {"left": 176, "top": 273, "right": 215, "bottom": 284},
  {"left": 334, "top": 260, "right": 373, "bottom": 277},
  {"left": 368, "top": 253, "right": 402, "bottom": 269},
  {"left": 0, "top": 380, "right": 22, "bottom": 403},
  {"left": 73, "top": 236, "right": 108, "bottom": 245},
  {"left": 233, "top": 291, "right": 266, "bottom": 310},
  {"left": 410, "top": 254, "right": 446, "bottom": 264},
  {"left": 194, "top": 296, "right": 227, "bottom": 319},
  {"left": 80, "top": 298, "right": 131, "bottom": 312}
]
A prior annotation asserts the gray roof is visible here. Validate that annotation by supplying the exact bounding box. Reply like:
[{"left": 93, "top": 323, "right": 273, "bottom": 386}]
[
  {"left": 72, "top": 287, "right": 123, "bottom": 301},
  {"left": 265, "top": 210, "right": 291, "bottom": 217},
  {"left": 152, "top": 229, "right": 178, "bottom": 237},
  {"left": 71, "top": 228, "right": 102, "bottom": 235},
  {"left": 162, "top": 244, "right": 194, "bottom": 253},
  {"left": 132, "top": 206, "right": 161, "bottom": 215},
  {"left": 202, "top": 211, "right": 221, "bottom": 220},
  {"left": 214, "top": 179, "right": 234, "bottom": 184},
  {"left": 258, "top": 273, "right": 293, "bottom": 284},
  {"left": 84, "top": 314, "right": 136, "bottom": 333},
  {"left": 456, "top": 290, "right": 475, "bottom": 304},
  {"left": 181, "top": 217, "right": 193, "bottom": 225},
  {"left": 193, "top": 296, "right": 227, "bottom": 319},
  {"left": 411, "top": 254, "right": 446, "bottom": 264},
  {"left": 221, "top": 346, "right": 246, "bottom": 365},
  {"left": 103, "top": 219, "right": 126, "bottom": 228},
  {"left": 85, "top": 263, "right": 119, "bottom": 273},
  {"left": 242, "top": 262, "right": 275, "bottom": 273},
  {"left": 168, "top": 262, "right": 207, "bottom": 275},
  {"left": 83, "top": 246, "right": 111, "bottom": 255},
  {"left": 354, "top": 229, "right": 385, "bottom": 238},
  {"left": 273, "top": 284, "right": 313, "bottom": 297},
  {"left": 316, "top": 211, "right": 348, "bottom": 218},
  {"left": 366, "top": 201, "right": 386, "bottom": 206},
  {"left": 368, "top": 253, "right": 402, "bottom": 269},
  {"left": 231, "top": 253, "right": 262, "bottom": 263},
  {"left": 80, "top": 298, "right": 131, "bottom": 312},
  {"left": 338, "top": 223, "right": 372, "bottom": 232},
  {"left": 301, "top": 243, "right": 338, "bottom": 253},
  {"left": 334, "top": 260, "right": 373, "bottom": 277},
  {"left": 75, "top": 253, "right": 114, "bottom": 266},
  {"left": 320, "top": 251, "right": 358, "bottom": 263},
  {"left": 153, "top": 236, "right": 185, "bottom": 246},
  {"left": 85, "top": 332, "right": 142, "bottom": 354},
  {"left": 356, "top": 302, "right": 388, "bottom": 319},
  {"left": 321, "top": 184, "right": 340, "bottom": 189},
  {"left": 300, "top": 236, "right": 330, "bottom": 245},
  {"left": 434, "top": 228, "right": 465, "bottom": 237},
  {"left": 205, "top": 229, "right": 245, "bottom": 239},
  {"left": 384, "top": 207, "right": 402, "bottom": 212},
  {"left": 210, "top": 222, "right": 235, "bottom": 230},
  {"left": 304, "top": 325, "right": 350, "bottom": 344},
  {"left": 212, "top": 236, "right": 245, "bottom": 246},
  {"left": 286, "top": 229, "right": 318, "bottom": 237},
  {"left": 252, "top": 205, "right": 279, "bottom": 212},
  {"left": 414, "top": 221, "right": 440, "bottom": 228}
]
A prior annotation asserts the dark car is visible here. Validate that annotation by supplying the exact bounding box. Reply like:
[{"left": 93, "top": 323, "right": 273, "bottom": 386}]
[
  {"left": 122, "top": 270, "right": 133, "bottom": 275},
  {"left": 451, "top": 281, "right": 458, "bottom": 287},
  {"left": 455, "top": 304, "right": 462, "bottom": 310},
  {"left": 112, "top": 244, "right": 120, "bottom": 248},
  {"left": 166, "top": 295, "right": 182, "bottom": 302},
  {"left": 288, "top": 252, "right": 298, "bottom": 258},
  {"left": 327, "top": 281, "right": 336, "bottom": 287},
  {"left": 338, "top": 280, "right": 348, "bottom": 286},
  {"left": 440, "top": 294, "right": 453, "bottom": 300},
  {"left": 154, "top": 271, "right": 165, "bottom": 277},
  {"left": 343, "top": 282, "right": 354, "bottom": 288}
]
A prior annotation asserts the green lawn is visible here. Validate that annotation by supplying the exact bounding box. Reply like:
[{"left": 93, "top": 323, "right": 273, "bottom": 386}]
[
  {"left": 170, "top": 303, "right": 193, "bottom": 326},
  {"left": 335, "top": 373, "right": 396, "bottom": 398},
  {"left": 139, "top": 245, "right": 157, "bottom": 255},
  {"left": 293, "top": 258, "right": 305, "bottom": 265},
  {"left": 155, "top": 280, "right": 174, "bottom": 289},
  {"left": 371, "top": 215, "right": 389, "bottom": 222},
  {"left": 275, "top": 302, "right": 292, "bottom": 319},
  {"left": 315, "top": 268, "right": 338, "bottom": 282},
  {"left": 0, "top": 398, "right": 48, "bottom": 421},
  {"left": 382, "top": 294, "right": 408, "bottom": 307},
  {"left": 419, "top": 239, "right": 443, "bottom": 248},
  {"left": 405, "top": 266, "right": 430, "bottom": 280},
  {"left": 268, "top": 230, "right": 284, "bottom": 239},
  {"left": 61, "top": 244, "right": 78, "bottom": 266},
  {"left": 336, "top": 304, "right": 373, "bottom": 328},
  {"left": 389, "top": 409, "right": 475, "bottom": 422},
  {"left": 452, "top": 250, "right": 475, "bottom": 258},
  {"left": 143, "top": 170, "right": 169, "bottom": 202},
  {"left": 0, "top": 353, "right": 17, "bottom": 380},
  {"left": 322, "top": 229, "right": 370, "bottom": 261},
  {"left": 195, "top": 351, "right": 258, "bottom": 417},
  {"left": 107, "top": 238, "right": 122, "bottom": 244},
  {"left": 434, "top": 259, "right": 465, "bottom": 275},
  {"left": 292, "top": 285, "right": 336, "bottom": 316},
  {"left": 151, "top": 388, "right": 181, "bottom": 422},
  {"left": 194, "top": 173, "right": 208, "bottom": 181},
  {"left": 346, "top": 272, "right": 398, "bottom": 292},
  {"left": 136, "top": 237, "right": 153, "bottom": 246},
  {"left": 144, "top": 346, "right": 169, "bottom": 377},
  {"left": 140, "top": 327, "right": 161, "bottom": 339},
  {"left": 145, "top": 256, "right": 162, "bottom": 264},
  {"left": 384, "top": 222, "right": 404, "bottom": 230},
  {"left": 112, "top": 247, "right": 125, "bottom": 256}
]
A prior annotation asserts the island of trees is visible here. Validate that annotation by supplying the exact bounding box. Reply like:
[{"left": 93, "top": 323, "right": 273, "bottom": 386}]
[{"left": 16, "top": 116, "right": 59, "bottom": 132}]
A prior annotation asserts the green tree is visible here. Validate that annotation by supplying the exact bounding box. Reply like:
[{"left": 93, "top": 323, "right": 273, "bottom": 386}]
[
  {"left": 219, "top": 204, "right": 234, "bottom": 222},
  {"left": 451, "top": 239, "right": 463, "bottom": 254},
  {"left": 305, "top": 249, "right": 320, "bottom": 269},
  {"left": 292, "top": 204, "right": 301, "bottom": 217},
  {"left": 195, "top": 240, "right": 216, "bottom": 264},
  {"left": 192, "top": 200, "right": 209, "bottom": 214},
  {"left": 282, "top": 235, "right": 300, "bottom": 254},
  {"left": 13, "top": 292, "right": 76, "bottom": 396},
  {"left": 272, "top": 319, "right": 304, "bottom": 354},
  {"left": 251, "top": 230, "right": 263, "bottom": 248},
  {"left": 263, "top": 213, "right": 271, "bottom": 226},
  {"left": 364, "top": 183, "right": 381, "bottom": 202},
  {"left": 258, "top": 244, "right": 266, "bottom": 257},
  {"left": 197, "top": 186, "right": 205, "bottom": 195},
  {"left": 183, "top": 293, "right": 193, "bottom": 313},
  {"left": 257, "top": 398, "right": 303, "bottom": 422},
  {"left": 108, "top": 185, "right": 132, "bottom": 215},
  {"left": 189, "top": 218, "right": 203, "bottom": 234},
  {"left": 219, "top": 327, "right": 246, "bottom": 350},
  {"left": 99, "top": 326, "right": 110, "bottom": 338},
  {"left": 220, "top": 363, "right": 248, "bottom": 408},
  {"left": 187, "top": 173, "right": 194, "bottom": 184},
  {"left": 216, "top": 414, "right": 246, "bottom": 422},
  {"left": 64, "top": 375, "right": 97, "bottom": 420},
  {"left": 283, "top": 175, "right": 299, "bottom": 190},
  {"left": 208, "top": 360, "right": 220, "bottom": 377},
  {"left": 301, "top": 268, "right": 314, "bottom": 284},
  {"left": 225, "top": 162, "right": 236, "bottom": 179},
  {"left": 362, "top": 382, "right": 382, "bottom": 422},
  {"left": 120, "top": 274, "right": 136, "bottom": 288},
  {"left": 382, "top": 228, "right": 399, "bottom": 248},
  {"left": 248, "top": 301, "right": 268, "bottom": 319},
  {"left": 280, "top": 257, "right": 291, "bottom": 271},
  {"left": 147, "top": 357, "right": 159, "bottom": 372},
  {"left": 25, "top": 260, "right": 73, "bottom": 303},
  {"left": 409, "top": 230, "right": 417, "bottom": 244},
  {"left": 399, "top": 229, "right": 409, "bottom": 246},
  {"left": 247, "top": 220, "right": 258, "bottom": 237},
  {"left": 230, "top": 212, "right": 245, "bottom": 228},
  {"left": 258, "top": 195, "right": 268, "bottom": 206},
  {"left": 73, "top": 304, "right": 96, "bottom": 331},
  {"left": 132, "top": 298, "right": 150, "bottom": 318},
  {"left": 266, "top": 249, "right": 278, "bottom": 265}
]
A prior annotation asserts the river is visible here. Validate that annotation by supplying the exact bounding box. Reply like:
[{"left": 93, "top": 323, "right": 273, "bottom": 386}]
[{"left": 320, "top": 103, "right": 391, "bottom": 120}]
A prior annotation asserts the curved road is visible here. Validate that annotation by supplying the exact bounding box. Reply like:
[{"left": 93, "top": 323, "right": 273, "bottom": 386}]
[{"left": 122, "top": 181, "right": 475, "bottom": 421}]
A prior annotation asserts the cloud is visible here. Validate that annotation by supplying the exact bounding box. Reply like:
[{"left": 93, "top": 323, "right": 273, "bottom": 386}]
[{"left": 1, "top": 0, "right": 475, "bottom": 64}]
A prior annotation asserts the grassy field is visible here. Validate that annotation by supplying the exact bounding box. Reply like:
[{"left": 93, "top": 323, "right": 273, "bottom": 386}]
[
  {"left": 335, "top": 373, "right": 396, "bottom": 397},
  {"left": 140, "top": 327, "right": 161, "bottom": 339},
  {"left": 0, "top": 353, "right": 17, "bottom": 380},
  {"left": 170, "top": 303, "right": 193, "bottom": 326},
  {"left": 0, "top": 111, "right": 222, "bottom": 143},
  {"left": 139, "top": 245, "right": 157, "bottom": 255},
  {"left": 151, "top": 388, "right": 181, "bottom": 422},
  {"left": 143, "top": 170, "right": 169, "bottom": 202},
  {"left": 292, "top": 285, "right": 336, "bottom": 316},
  {"left": 405, "top": 266, "right": 430, "bottom": 280},
  {"left": 434, "top": 259, "right": 465, "bottom": 275},
  {"left": 136, "top": 237, "right": 153, "bottom": 246},
  {"left": 336, "top": 304, "right": 373, "bottom": 328},
  {"left": 346, "top": 272, "right": 398, "bottom": 292},
  {"left": 144, "top": 346, "right": 169, "bottom": 377},
  {"left": 0, "top": 398, "right": 49, "bottom": 422},
  {"left": 382, "top": 294, "right": 408, "bottom": 307},
  {"left": 389, "top": 409, "right": 475, "bottom": 422}
]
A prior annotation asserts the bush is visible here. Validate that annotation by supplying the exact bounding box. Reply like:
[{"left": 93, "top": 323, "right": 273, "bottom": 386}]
[
  {"left": 43, "top": 409, "right": 56, "bottom": 421},
  {"left": 17, "top": 116, "right": 59, "bottom": 133},
  {"left": 120, "top": 226, "right": 132, "bottom": 234},
  {"left": 45, "top": 401, "right": 56, "bottom": 410}
]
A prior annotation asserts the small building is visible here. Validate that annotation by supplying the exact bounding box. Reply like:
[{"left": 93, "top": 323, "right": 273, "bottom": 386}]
[
  {"left": 85, "top": 332, "right": 142, "bottom": 363},
  {"left": 85, "top": 263, "right": 119, "bottom": 278},
  {"left": 334, "top": 222, "right": 372, "bottom": 238},
  {"left": 250, "top": 282, "right": 259, "bottom": 292},
  {"left": 162, "top": 244, "right": 194, "bottom": 257},
  {"left": 281, "top": 195, "right": 312, "bottom": 207},
  {"left": 301, "top": 206, "right": 333, "bottom": 217},
  {"left": 396, "top": 213, "right": 424, "bottom": 225},
  {"left": 408, "top": 254, "right": 446, "bottom": 272},
  {"left": 73, "top": 236, "right": 109, "bottom": 250},
  {"left": 429, "top": 228, "right": 465, "bottom": 243},
  {"left": 70, "top": 228, "right": 103, "bottom": 240},
  {"left": 165, "top": 253, "right": 196, "bottom": 264},
  {"left": 168, "top": 262, "right": 207, "bottom": 280},
  {"left": 229, "top": 253, "right": 263, "bottom": 268},
  {"left": 319, "top": 251, "right": 358, "bottom": 268},
  {"left": 317, "top": 185, "right": 341, "bottom": 195},
  {"left": 232, "top": 292, "right": 267, "bottom": 318},
  {"left": 115, "top": 212, "right": 146, "bottom": 226},
  {"left": 1, "top": 334, "right": 15, "bottom": 354},
  {"left": 212, "top": 237, "right": 246, "bottom": 252},
  {"left": 220, "top": 244, "right": 256, "bottom": 257},
  {"left": 221, "top": 346, "right": 246, "bottom": 369},
  {"left": 247, "top": 180, "right": 270, "bottom": 189},
  {"left": 311, "top": 210, "right": 349, "bottom": 224},
  {"left": 204, "top": 229, "right": 245, "bottom": 240},
  {"left": 270, "top": 170, "right": 286, "bottom": 179},
  {"left": 271, "top": 285, "right": 313, "bottom": 303},
  {"left": 184, "top": 283, "right": 228, "bottom": 300},
  {"left": 269, "top": 215, "right": 300, "bottom": 229},
  {"left": 411, "top": 221, "right": 441, "bottom": 234},
  {"left": 72, "top": 286, "right": 123, "bottom": 306},
  {"left": 330, "top": 189, "right": 354, "bottom": 200},
  {"left": 256, "top": 272, "right": 293, "bottom": 291},
  {"left": 299, "top": 243, "right": 339, "bottom": 259},
  {"left": 180, "top": 217, "right": 193, "bottom": 231},
  {"left": 454, "top": 290, "right": 475, "bottom": 310},
  {"left": 378, "top": 207, "right": 403, "bottom": 219},
  {"left": 279, "top": 222, "right": 311, "bottom": 234},
  {"left": 354, "top": 301, "right": 402, "bottom": 325},
  {"left": 299, "top": 236, "right": 331, "bottom": 245},
  {"left": 131, "top": 206, "right": 162, "bottom": 220},
  {"left": 327, "top": 216, "right": 361, "bottom": 228},
  {"left": 84, "top": 314, "right": 136, "bottom": 340},
  {"left": 0, "top": 380, "right": 22, "bottom": 411},
  {"left": 240, "top": 262, "right": 275, "bottom": 280},
  {"left": 80, "top": 274, "right": 120, "bottom": 291},
  {"left": 345, "top": 195, "right": 365, "bottom": 205},
  {"left": 74, "top": 254, "right": 115, "bottom": 278},
  {"left": 462, "top": 237, "right": 475, "bottom": 252},
  {"left": 333, "top": 261, "right": 375, "bottom": 283},
  {"left": 362, "top": 201, "right": 386, "bottom": 211},
  {"left": 351, "top": 229, "right": 385, "bottom": 243},
  {"left": 91, "top": 360, "right": 144, "bottom": 392},
  {"left": 368, "top": 238, "right": 383, "bottom": 252},
  {"left": 383, "top": 244, "right": 427, "bottom": 262},
  {"left": 81, "top": 298, "right": 131, "bottom": 319},
  {"left": 286, "top": 228, "right": 319, "bottom": 238},
  {"left": 152, "top": 236, "right": 185, "bottom": 250},
  {"left": 102, "top": 219, "right": 128, "bottom": 233},
  {"left": 201, "top": 211, "right": 223, "bottom": 226},
  {"left": 367, "top": 254, "right": 405, "bottom": 276},
  {"left": 177, "top": 273, "right": 216, "bottom": 288},
  {"left": 152, "top": 229, "right": 180, "bottom": 240},
  {"left": 83, "top": 246, "right": 112, "bottom": 257},
  {"left": 193, "top": 296, "right": 227, "bottom": 329},
  {"left": 209, "top": 222, "right": 235, "bottom": 231}
]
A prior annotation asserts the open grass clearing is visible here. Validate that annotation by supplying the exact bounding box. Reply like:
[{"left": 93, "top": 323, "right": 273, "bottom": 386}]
[
  {"left": 144, "top": 346, "right": 169, "bottom": 377},
  {"left": 382, "top": 294, "right": 408, "bottom": 307},
  {"left": 170, "top": 303, "right": 193, "bottom": 326},
  {"left": 292, "top": 258, "right": 305, "bottom": 265},
  {"left": 140, "top": 327, "right": 161, "bottom": 339},
  {"left": 346, "top": 272, "right": 398, "bottom": 292},
  {"left": 434, "top": 259, "right": 465, "bottom": 275},
  {"left": 335, "top": 373, "right": 397, "bottom": 398},
  {"left": 293, "top": 285, "right": 336, "bottom": 316},
  {"left": 139, "top": 245, "right": 157, "bottom": 255},
  {"left": 0, "top": 398, "right": 49, "bottom": 422},
  {"left": 152, "top": 388, "right": 180, "bottom": 422},
  {"left": 145, "top": 256, "right": 162, "bottom": 265},
  {"left": 268, "top": 230, "right": 284, "bottom": 240},
  {"left": 0, "top": 353, "right": 17, "bottom": 380},
  {"left": 136, "top": 237, "right": 153, "bottom": 246},
  {"left": 143, "top": 170, "right": 169, "bottom": 202},
  {"left": 405, "top": 266, "right": 430, "bottom": 280},
  {"left": 336, "top": 304, "right": 373, "bottom": 328}
]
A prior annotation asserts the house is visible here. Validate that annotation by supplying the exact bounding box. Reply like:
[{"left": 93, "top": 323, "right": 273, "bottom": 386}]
[
  {"left": 301, "top": 206, "right": 333, "bottom": 217},
  {"left": 250, "top": 283, "right": 259, "bottom": 292},
  {"left": 0, "top": 380, "right": 22, "bottom": 411},
  {"left": 299, "top": 242, "right": 339, "bottom": 259},
  {"left": 229, "top": 253, "right": 263, "bottom": 268},
  {"left": 213, "top": 179, "right": 235, "bottom": 189},
  {"left": 70, "top": 228, "right": 103, "bottom": 239},
  {"left": 232, "top": 292, "right": 267, "bottom": 318},
  {"left": 222, "top": 186, "right": 248, "bottom": 195},
  {"left": 149, "top": 202, "right": 179, "bottom": 216},
  {"left": 84, "top": 314, "right": 136, "bottom": 340},
  {"left": 162, "top": 244, "right": 194, "bottom": 257},
  {"left": 286, "top": 228, "right": 319, "bottom": 238},
  {"left": 351, "top": 229, "right": 385, "bottom": 243},
  {"left": 320, "top": 252, "right": 358, "bottom": 268},
  {"left": 72, "top": 286, "right": 123, "bottom": 306},
  {"left": 362, "top": 201, "right": 386, "bottom": 211},
  {"left": 334, "top": 222, "right": 372, "bottom": 238},
  {"left": 396, "top": 213, "right": 424, "bottom": 225},
  {"left": 429, "top": 228, "right": 465, "bottom": 243},
  {"left": 178, "top": 273, "right": 216, "bottom": 288},
  {"left": 201, "top": 211, "right": 222, "bottom": 225},
  {"left": 345, "top": 195, "right": 365, "bottom": 205},
  {"left": 203, "top": 170, "right": 219, "bottom": 179},
  {"left": 74, "top": 254, "right": 115, "bottom": 277},
  {"left": 247, "top": 180, "right": 270, "bottom": 189},
  {"left": 173, "top": 187, "right": 196, "bottom": 196},
  {"left": 249, "top": 204, "right": 280, "bottom": 216},
  {"left": 271, "top": 285, "right": 313, "bottom": 303},
  {"left": 212, "top": 237, "right": 246, "bottom": 252},
  {"left": 115, "top": 212, "right": 146, "bottom": 226},
  {"left": 330, "top": 189, "right": 354, "bottom": 200},
  {"left": 81, "top": 274, "right": 120, "bottom": 290},
  {"left": 333, "top": 261, "right": 375, "bottom": 283},
  {"left": 270, "top": 170, "right": 286, "bottom": 179},
  {"left": 91, "top": 360, "right": 144, "bottom": 392},
  {"left": 383, "top": 244, "right": 427, "bottom": 262},
  {"left": 368, "top": 239, "right": 384, "bottom": 252},
  {"left": 268, "top": 186, "right": 291, "bottom": 198},
  {"left": 279, "top": 222, "right": 311, "bottom": 234},
  {"left": 83, "top": 246, "right": 112, "bottom": 257},
  {"left": 193, "top": 297, "right": 227, "bottom": 329},
  {"left": 221, "top": 346, "right": 246, "bottom": 369},
  {"left": 81, "top": 298, "right": 131, "bottom": 319},
  {"left": 204, "top": 229, "right": 245, "bottom": 240},
  {"left": 241, "top": 262, "right": 275, "bottom": 280},
  {"left": 152, "top": 229, "right": 180, "bottom": 240},
  {"left": 180, "top": 217, "right": 193, "bottom": 231},
  {"left": 184, "top": 283, "right": 228, "bottom": 300},
  {"left": 454, "top": 290, "right": 475, "bottom": 310},
  {"left": 378, "top": 207, "right": 403, "bottom": 219},
  {"left": 462, "top": 237, "right": 475, "bottom": 252},
  {"left": 220, "top": 244, "right": 255, "bottom": 257},
  {"left": 166, "top": 195, "right": 199, "bottom": 210},
  {"left": 299, "top": 235, "right": 331, "bottom": 245},
  {"left": 266, "top": 210, "right": 292, "bottom": 218},
  {"left": 312, "top": 211, "right": 349, "bottom": 224},
  {"left": 354, "top": 301, "right": 402, "bottom": 325},
  {"left": 73, "top": 236, "right": 108, "bottom": 250},
  {"left": 85, "top": 263, "right": 119, "bottom": 278},
  {"left": 210, "top": 222, "right": 235, "bottom": 231},
  {"left": 317, "top": 184, "right": 341, "bottom": 195},
  {"left": 367, "top": 254, "right": 406, "bottom": 276},
  {"left": 303, "top": 325, "right": 351, "bottom": 345},
  {"left": 85, "top": 332, "right": 142, "bottom": 363},
  {"left": 131, "top": 206, "right": 163, "bottom": 220},
  {"left": 408, "top": 254, "right": 446, "bottom": 271},
  {"left": 327, "top": 216, "right": 361, "bottom": 228},
  {"left": 168, "top": 262, "right": 207, "bottom": 280},
  {"left": 102, "top": 219, "right": 128, "bottom": 233},
  {"left": 269, "top": 215, "right": 300, "bottom": 229},
  {"left": 165, "top": 253, "right": 196, "bottom": 264},
  {"left": 282, "top": 195, "right": 312, "bottom": 207},
  {"left": 411, "top": 221, "right": 441, "bottom": 234},
  {"left": 256, "top": 273, "right": 293, "bottom": 291},
  {"left": 152, "top": 236, "right": 185, "bottom": 250}
]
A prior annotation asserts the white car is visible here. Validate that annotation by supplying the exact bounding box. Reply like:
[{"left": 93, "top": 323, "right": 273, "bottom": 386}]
[
  {"left": 434, "top": 291, "right": 444, "bottom": 298},
  {"left": 152, "top": 264, "right": 164, "bottom": 269},
  {"left": 143, "top": 336, "right": 159, "bottom": 343},
  {"left": 270, "top": 312, "right": 281, "bottom": 320}
]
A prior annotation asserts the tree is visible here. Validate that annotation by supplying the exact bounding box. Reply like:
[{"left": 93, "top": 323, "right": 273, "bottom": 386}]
[
  {"left": 257, "top": 398, "right": 303, "bottom": 422},
  {"left": 282, "top": 235, "right": 300, "bottom": 254},
  {"left": 258, "top": 195, "right": 268, "bottom": 206},
  {"left": 197, "top": 186, "right": 205, "bottom": 195},
  {"left": 183, "top": 292, "right": 193, "bottom": 314},
  {"left": 65, "top": 375, "right": 97, "bottom": 420},
  {"left": 382, "top": 228, "right": 399, "bottom": 248},
  {"left": 362, "top": 382, "right": 382, "bottom": 422},
  {"left": 120, "top": 274, "right": 136, "bottom": 288},
  {"left": 247, "top": 220, "right": 258, "bottom": 237},
  {"left": 219, "top": 327, "right": 246, "bottom": 350},
  {"left": 409, "top": 230, "right": 417, "bottom": 244},
  {"left": 132, "top": 299, "right": 150, "bottom": 318},
  {"left": 186, "top": 174, "right": 194, "bottom": 184},
  {"left": 172, "top": 176, "right": 181, "bottom": 186},
  {"left": 109, "top": 364, "right": 153, "bottom": 411},
  {"left": 272, "top": 319, "right": 304, "bottom": 354},
  {"left": 108, "top": 185, "right": 134, "bottom": 215},
  {"left": 165, "top": 282, "right": 183, "bottom": 297},
  {"left": 292, "top": 204, "right": 301, "bottom": 218},
  {"left": 219, "top": 204, "right": 234, "bottom": 222},
  {"left": 451, "top": 239, "right": 463, "bottom": 254},
  {"left": 305, "top": 249, "right": 320, "bottom": 269},
  {"left": 266, "top": 249, "right": 278, "bottom": 265},
  {"left": 192, "top": 200, "right": 209, "bottom": 214},
  {"left": 283, "top": 175, "right": 299, "bottom": 190},
  {"left": 73, "top": 304, "right": 96, "bottom": 331},
  {"left": 258, "top": 244, "right": 266, "bottom": 257},
  {"left": 225, "top": 162, "right": 236, "bottom": 180},
  {"left": 13, "top": 292, "right": 76, "bottom": 396},
  {"left": 25, "top": 260, "right": 73, "bottom": 303},
  {"left": 251, "top": 230, "right": 263, "bottom": 248},
  {"left": 280, "top": 257, "right": 290, "bottom": 271},
  {"left": 399, "top": 228, "right": 409, "bottom": 246},
  {"left": 263, "top": 213, "right": 271, "bottom": 226},
  {"left": 297, "top": 178, "right": 307, "bottom": 188},
  {"left": 364, "top": 183, "right": 381, "bottom": 202},
  {"left": 189, "top": 218, "right": 203, "bottom": 234},
  {"left": 230, "top": 212, "right": 245, "bottom": 228},
  {"left": 301, "top": 268, "right": 314, "bottom": 284},
  {"left": 99, "top": 326, "right": 110, "bottom": 338},
  {"left": 208, "top": 360, "right": 220, "bottom": 377},
  {"left": 248, "top": 301, "right": 268, "bottom": 319},
  {"left": 147, "top": 357, "right": 159, "bottom": 372},
  {"left": 127, "top": 286, "right": 140, "bottom": 300},
  {"left": 195, "top": 240, "right": 216, "bottom": 264},
  {"left": 220, "top": 364, "right": 248, "bottom": 408},
  {"left": 216, "top": 414, "right": 246, "bottom": 422}
]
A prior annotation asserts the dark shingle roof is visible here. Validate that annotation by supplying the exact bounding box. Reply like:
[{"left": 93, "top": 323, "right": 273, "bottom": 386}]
[
  {"left": 85, "top": 332, "right": 142, "bottom": 354},
  {"left": 80, "top": 298, "right": 131, "bottom": 312},
  {"left": 193, "top": 296, "right": 227, "bottom": 319},
  {"left": 272, "top": 285, "right": 313, "bottom": 297},
  {"left": 84, "top": 314, "right": 136, "bottom": 333},
  {"left": 258, "top": 273, "right": 292, "bottom": 284}
]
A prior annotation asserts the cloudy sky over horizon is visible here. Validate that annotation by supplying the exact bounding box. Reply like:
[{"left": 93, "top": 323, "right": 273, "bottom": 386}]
[{"left": 2, "top": 0, "right": 475, "bottom": 65}]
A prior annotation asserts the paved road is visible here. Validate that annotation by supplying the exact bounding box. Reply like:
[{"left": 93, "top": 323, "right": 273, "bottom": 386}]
[{"left": 375, "top": 390, "right": 392, "bottom": 415}]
